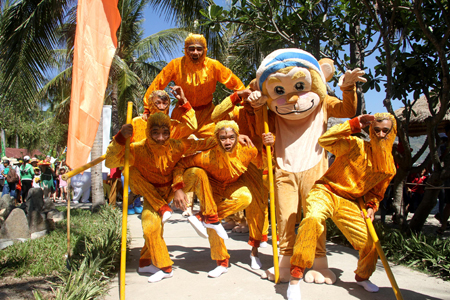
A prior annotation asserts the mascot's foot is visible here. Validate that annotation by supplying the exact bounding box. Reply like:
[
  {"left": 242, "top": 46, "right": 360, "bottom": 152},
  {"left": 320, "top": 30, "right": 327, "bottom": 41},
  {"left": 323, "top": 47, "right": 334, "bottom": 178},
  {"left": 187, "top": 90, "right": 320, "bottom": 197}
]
[
  {"left": 188, "top": 216, "right": 208, "bottom": 239},
  {"left": 223, "top": 220, "right": 236, "bottom": 230},
  {"left": 162, "top": 211, "right": 172, "bottom": 223},
  {"left": 182, "top": 207, "right": 193, "bottom": 217},
  {"left": 357, "top": 280, "right": 379, "bottom": 292},
  {"left": 250, "top": 254, "right": 262, "bottom": 270},
  {"left": 261, "top": 255, "right": 292, "bottom": 283},
  {"left": 259, "top": 241, "right": 268, "bottom": 248},
  {"left": 204, "top": 221, "right": 228, "bottom": 240},
  {"left": 148, "top": 270, "right": 173, "bottom": 283},
  {"left": 138, "top": 264, "right": 160, "bottom": 274},
  {"left": 208, "top": 266, "right": 228, "bottom": 278},
  {"left": 304, "top": 256, "right": 336, "bottom": 284},
  {"left": 287, "top": 280, "right": 302, "bottom": 300}
]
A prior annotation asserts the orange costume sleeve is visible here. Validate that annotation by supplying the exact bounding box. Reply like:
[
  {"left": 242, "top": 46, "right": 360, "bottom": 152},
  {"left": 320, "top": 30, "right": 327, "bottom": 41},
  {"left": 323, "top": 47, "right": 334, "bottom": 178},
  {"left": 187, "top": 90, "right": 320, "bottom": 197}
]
[
  {"left": 105, "top": 134, "right": 136, "bottom": 168},
  {"left": 325, "top": 85, "right": 358, "bottom": 118},
  {"left": 211, "top": 92, "right": 242, "bottom": 123}
]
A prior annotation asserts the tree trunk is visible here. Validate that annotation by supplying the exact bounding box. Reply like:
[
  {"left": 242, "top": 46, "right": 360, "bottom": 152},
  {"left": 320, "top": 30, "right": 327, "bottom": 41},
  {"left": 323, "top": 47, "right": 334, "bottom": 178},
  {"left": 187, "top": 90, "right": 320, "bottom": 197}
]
[
  {"left": 91, "top": 110, "right": 105, "bottom": 212},
  {"left": 15, "top": 134, "right": 19, "bottom": 148},
  {"left": 1, "top": 128, "right": 6, "bottom": 156},
  {"left": 350, "top": 22, "right": 366, "bottom": 116},
  {"left": 409, "top": 173, "right": 441, "bottom": 232},
  {"left": 111, "top": 75, "right": 120, "bottom": 136},
  {"left": 391, "top": 168, "right": 407, "bottom": 224}
]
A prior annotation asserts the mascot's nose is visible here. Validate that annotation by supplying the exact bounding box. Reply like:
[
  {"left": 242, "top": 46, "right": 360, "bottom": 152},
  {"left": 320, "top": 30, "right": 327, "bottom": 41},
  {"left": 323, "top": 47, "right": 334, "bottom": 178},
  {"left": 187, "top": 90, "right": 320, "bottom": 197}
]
[{"left": 287, "top": 94, "right": 299, "bottom": 104}]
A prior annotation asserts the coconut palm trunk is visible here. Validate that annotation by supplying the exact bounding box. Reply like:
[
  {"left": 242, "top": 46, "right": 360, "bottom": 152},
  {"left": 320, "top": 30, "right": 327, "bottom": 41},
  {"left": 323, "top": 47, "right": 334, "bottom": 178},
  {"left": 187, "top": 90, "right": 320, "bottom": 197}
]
[{"left": 91, "top": 109, "right": 104, "bottom": 211}]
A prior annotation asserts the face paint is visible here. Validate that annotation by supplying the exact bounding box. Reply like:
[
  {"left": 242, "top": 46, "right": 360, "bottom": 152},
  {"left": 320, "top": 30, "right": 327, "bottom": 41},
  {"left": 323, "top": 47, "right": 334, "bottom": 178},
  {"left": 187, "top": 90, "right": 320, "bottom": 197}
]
[{"left": 217, "top": 128, "right": 237, "bottom": 152}]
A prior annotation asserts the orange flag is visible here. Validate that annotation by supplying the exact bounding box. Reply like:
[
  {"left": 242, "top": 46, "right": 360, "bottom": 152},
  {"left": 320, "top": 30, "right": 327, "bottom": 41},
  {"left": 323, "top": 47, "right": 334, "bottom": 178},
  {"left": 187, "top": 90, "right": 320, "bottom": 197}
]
[{"left": 67, "top": 0, "right": 121, "bottom": 169}]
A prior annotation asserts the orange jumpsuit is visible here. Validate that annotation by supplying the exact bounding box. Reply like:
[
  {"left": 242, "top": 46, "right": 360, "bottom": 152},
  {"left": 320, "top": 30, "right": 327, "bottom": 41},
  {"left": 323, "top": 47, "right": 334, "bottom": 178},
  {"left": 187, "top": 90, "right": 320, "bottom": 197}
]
[
  {"left": 290, "top": 115, "right": 396, "bottom": 281},
  {"left": 172, "top": 139, "right": 262, "bottom": 266},
  {"left": 143, "top": 55, "right": 245, "bottom": 138},
  {"left": 105, "top": 113, "right": 216, "bottom": 271},
  {"left": 211, "top": 92, "right": 270, "bottom": 247}
]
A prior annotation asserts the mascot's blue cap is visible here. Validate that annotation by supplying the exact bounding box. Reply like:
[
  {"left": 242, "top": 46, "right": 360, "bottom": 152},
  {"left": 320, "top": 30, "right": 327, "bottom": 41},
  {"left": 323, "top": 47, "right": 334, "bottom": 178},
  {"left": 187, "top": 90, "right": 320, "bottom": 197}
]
[{"left": 256, "top": 49, "right": 325, "bottom": 90}]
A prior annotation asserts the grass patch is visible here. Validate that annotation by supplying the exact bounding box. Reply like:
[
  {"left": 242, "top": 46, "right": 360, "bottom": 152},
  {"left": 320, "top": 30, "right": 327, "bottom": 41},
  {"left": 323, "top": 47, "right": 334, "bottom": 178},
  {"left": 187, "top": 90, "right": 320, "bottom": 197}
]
[
  {"left": 0, "top": 205, "right": 123, "bottom": 299},
  {"left": 326, "top": 219, "right": 450, "bottom": 280}
]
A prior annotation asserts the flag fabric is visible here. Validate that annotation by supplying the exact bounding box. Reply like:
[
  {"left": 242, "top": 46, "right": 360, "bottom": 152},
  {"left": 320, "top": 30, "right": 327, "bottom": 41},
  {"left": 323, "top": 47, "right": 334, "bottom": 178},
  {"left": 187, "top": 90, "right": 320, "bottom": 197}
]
[{"left": 66, "top": 0, "right": 121, "bottom": 170}]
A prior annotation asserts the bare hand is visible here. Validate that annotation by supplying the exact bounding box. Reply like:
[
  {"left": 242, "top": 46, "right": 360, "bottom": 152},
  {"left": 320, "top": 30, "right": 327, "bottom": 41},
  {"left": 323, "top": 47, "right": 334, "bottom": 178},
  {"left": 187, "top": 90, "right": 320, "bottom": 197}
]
[
  {"left": 357, "top": 114, "right": 375, "bottom": 128},
  {"left": 142, "top": 113, "right": 149, "bottom": 121},
  {"left": 170, "top": 86, "right": 187, "bottom": 105},
  {"left": 237, "top": 89, "right": 252, "bottom": 100},
  {"left": 262, "top": 132, "right": 275, "bottom": 146},
  {"left": 248, "top": 91, "right": 268, "bottom": 108},
  {"left": 120, "top": 124, "right": 133, "bottom": 139},
  {"left": 238, "top": 134, "right": 255, "bottom": 148},
  {"left": 173, "top": 189, "right": 187, "bottom": 211},
  {"left": 366, "top": 208, "right": 375, "bottom": 222},
  {"left": 338, "top": 68, "right": 367, "bottom": 87}
]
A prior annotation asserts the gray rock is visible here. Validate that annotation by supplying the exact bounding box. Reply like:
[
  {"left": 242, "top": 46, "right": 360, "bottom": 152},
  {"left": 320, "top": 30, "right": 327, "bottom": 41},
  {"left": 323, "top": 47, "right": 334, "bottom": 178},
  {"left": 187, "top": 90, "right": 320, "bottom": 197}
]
[
  {"left": 0, "top": 194, "right": 16, "bottom": 222},
  {"left": 28, "top": 211, "right": 47, "bottom": 234},
  {"left": 47, "top": 210, "right": 64, "bottom": 222},
  {"left": 26, "top": 188, "right": 44, "bottom": 214},
  {"left": 0, "top": 208, "right": 31, "bottom": 239}
]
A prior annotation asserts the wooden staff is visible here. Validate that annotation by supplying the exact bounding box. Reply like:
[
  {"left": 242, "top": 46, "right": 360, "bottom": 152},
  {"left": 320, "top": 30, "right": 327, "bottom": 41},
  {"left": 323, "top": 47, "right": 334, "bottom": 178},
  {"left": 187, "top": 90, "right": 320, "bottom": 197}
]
[
  {"left": 120, "top": 102, "right": 133, "bottom": 299},
  {"left": 262, "top": 106, "right": 280, "bottom": 284},
  {"left": 358, "top": 197, "right": 403, "bottom": 300}
]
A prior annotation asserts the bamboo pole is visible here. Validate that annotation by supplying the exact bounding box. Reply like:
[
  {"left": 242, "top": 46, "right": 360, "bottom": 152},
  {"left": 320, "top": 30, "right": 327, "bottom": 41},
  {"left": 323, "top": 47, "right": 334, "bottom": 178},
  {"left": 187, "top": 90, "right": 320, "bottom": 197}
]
[
  {"left": 62, "top": 154, "right": 106, "bottom": 181},
  {"left": 358, "top": 197, "right": 404, "bottom": 300},
  {"left": 262, "top": 107, "right": 280, "bottom": 284},
  {"left": 120, "top": 102, "right": 133, "bottom": 299},
  {"left": 67, "top": 191, "right": 71, "bottom": 261}
]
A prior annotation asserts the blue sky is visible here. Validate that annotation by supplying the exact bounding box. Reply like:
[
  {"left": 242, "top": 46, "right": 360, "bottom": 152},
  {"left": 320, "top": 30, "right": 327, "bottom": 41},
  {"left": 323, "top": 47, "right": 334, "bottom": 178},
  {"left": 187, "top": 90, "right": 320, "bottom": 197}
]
[{"left": 141, "top": 5, "right": 404, "bottom": 115}]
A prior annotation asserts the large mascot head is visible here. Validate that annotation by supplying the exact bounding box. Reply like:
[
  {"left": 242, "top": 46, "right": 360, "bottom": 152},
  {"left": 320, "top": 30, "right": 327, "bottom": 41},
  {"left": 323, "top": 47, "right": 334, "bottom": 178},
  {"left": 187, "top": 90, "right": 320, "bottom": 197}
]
[{"left": 256, "top": 49, "right": 335, "bottom": 120}]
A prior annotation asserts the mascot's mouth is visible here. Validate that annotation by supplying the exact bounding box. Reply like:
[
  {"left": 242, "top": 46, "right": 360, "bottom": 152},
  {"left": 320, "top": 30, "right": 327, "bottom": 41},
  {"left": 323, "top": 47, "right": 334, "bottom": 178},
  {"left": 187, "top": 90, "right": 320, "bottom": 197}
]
[{"left": 275, "top": 100, "right": 314, "bottom": 115}]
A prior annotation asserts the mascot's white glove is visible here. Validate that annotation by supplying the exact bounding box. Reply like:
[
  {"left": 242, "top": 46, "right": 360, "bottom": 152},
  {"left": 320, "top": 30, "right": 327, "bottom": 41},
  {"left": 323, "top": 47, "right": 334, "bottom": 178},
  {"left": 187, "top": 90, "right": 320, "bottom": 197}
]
[
  {"left": 338, "top": 68, "right": 367, "bottom": 87},
  {"left": 248, "top": 91, "right": 268, "bottom": 108}
]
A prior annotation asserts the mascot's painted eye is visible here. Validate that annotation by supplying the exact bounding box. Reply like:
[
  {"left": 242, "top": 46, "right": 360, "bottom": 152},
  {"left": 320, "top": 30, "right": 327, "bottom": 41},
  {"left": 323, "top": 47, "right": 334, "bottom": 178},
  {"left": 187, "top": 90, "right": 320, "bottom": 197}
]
[
  {"left": 275, "top": 86, "right": 285, "bottom": 95},
  {"left": 295, "top": 82, "right": 304, "bottom": 91}
]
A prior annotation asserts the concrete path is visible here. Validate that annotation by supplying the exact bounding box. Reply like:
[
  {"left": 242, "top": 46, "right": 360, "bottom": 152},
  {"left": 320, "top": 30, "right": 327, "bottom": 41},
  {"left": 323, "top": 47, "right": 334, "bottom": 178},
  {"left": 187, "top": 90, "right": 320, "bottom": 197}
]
[{"left": 105, "top": 209, "right": 450, "bottom": 300}]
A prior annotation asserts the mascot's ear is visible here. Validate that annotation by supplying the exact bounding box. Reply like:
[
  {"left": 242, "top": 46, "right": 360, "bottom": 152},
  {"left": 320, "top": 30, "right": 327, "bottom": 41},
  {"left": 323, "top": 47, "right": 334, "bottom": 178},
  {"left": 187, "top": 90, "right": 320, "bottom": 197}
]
[
  {"left": 319, "top": 58, "right": 335, "bottom": 82},
  {"left": 249, "top": 78, "right": 259, "bottom": 91}
]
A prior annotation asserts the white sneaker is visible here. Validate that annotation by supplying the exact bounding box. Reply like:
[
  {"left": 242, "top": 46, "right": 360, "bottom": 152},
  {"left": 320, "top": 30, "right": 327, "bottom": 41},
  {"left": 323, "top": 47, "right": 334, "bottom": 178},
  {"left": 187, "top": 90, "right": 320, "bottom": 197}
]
[
  {"left": 287, "top": 280, "right": 302, "bottom": 300},
  {"left": 203, "top": 222, "right": 228, "bottom": 240},
  {"left": 259, "top": 241, "right": 268, "bottom": 248},
  {"left": 357, "top": 280, "right": 379, "bottom": 292},
  {"left": 162, "top": 211, "right": 172, "bottom": 223},
  {"left": 138, "top": 264, "right": 160, "bottom": 274},
  {"left": 148, "top": 270, "right": 173, "bottom": 283},
  {"left": 208, "top": 266, "right": 228, "bottom": 278},
  {"left": 188, "top": 216, "right": 208, "bottom": 238},
  {"left": 250, "top": 254, "right": 262, "bottom": 270}
]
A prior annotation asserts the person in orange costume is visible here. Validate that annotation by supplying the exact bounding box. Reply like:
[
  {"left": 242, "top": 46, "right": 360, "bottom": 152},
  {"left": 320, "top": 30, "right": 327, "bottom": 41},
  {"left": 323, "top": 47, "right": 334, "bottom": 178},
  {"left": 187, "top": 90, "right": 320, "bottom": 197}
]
[
  {"left": 142, "top": 33, "right": 245, "bottom": 137},
  {"left": 105, "top": 112, "right": 217, "bottom": 283},
  {"left": 172, "top": 120, "right": 262, "bottom": 278},
  {"left": 132, "top": 87, "right": 197, "bottom": 143},
  {"left": 287, "top": 113, "right": 397, "bottom": 300},
  {"left": 211, "top": 84, "right": 271, "bottom": 270}
]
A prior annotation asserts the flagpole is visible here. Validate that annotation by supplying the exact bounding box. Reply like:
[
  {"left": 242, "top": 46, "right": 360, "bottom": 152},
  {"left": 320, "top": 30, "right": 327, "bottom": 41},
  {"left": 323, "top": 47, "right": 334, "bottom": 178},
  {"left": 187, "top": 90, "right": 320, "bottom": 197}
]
[
  {"left": 120, "top": 102, "right": 133, "bottom": 299},
  {"left": 262, "top": 106, "right": 280, "bottom": 284}
]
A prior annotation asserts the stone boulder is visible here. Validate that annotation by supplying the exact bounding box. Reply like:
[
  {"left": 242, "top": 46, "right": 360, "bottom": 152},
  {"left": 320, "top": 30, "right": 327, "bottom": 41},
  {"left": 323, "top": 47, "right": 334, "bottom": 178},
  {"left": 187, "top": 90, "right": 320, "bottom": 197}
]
[
  {"left": 25, "top": 188, "right": 47, "bottom": 237},
  {"left": 0, "top": 194, "right": 15, "bottom": 226},
  {"left": 0, "top": 208, "right": 31, "bottom": 239}
]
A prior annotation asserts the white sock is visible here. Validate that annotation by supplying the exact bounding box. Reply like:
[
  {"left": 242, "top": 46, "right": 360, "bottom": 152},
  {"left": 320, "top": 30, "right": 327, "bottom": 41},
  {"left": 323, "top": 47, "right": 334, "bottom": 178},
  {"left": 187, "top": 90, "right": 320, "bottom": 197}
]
[
  {"left": 162, "top": 211, "right": 172, "bottom": 223},
  {"left": 259, "top": 241, "right": 268, "bottom": 248},
  {"left": 138, "top": 264, "right": 160, "bottom": 274},
  {"left": 287, "top": 279, "right": 302, "bottom": 300},
  {"left": 148, "top": 270, "right": 173, "bottom": 283},
  {"left": 250, "top": 254, "right": 262, "bottom": 270},
  {"left": 208, "top": 266, "right": 228, "bottom": 278},
  {"left": 203, "top": 222, "right": 229, "bottom": 240},
  {"left": 357, "top": 280, "right": 379, "bottom": 292}
]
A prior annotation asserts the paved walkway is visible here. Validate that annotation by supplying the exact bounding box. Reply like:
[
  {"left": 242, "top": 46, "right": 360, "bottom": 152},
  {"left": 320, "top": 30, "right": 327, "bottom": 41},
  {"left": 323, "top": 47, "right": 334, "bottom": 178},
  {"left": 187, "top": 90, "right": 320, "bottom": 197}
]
[{"left": 105, "top": 209, "right": 450, "bottom": 300}]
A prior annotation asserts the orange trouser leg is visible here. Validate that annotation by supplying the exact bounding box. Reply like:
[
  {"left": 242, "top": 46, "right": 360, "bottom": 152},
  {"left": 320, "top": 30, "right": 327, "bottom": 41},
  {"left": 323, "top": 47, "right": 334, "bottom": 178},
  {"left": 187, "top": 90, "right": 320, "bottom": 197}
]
[
  {"left": 275, "top": 162, "right": 328, "bottom": 257},
  {"left": 139, "top": 200, "right": 173, "bottom": 269},
  {"left": 243, "top": 163, "right": 268, "bottom": 247},
  {"left": 130, "top": 167, "right": 171, "bottom": 214},
  {"left": 182, "top": 167, "right": 217, "bottom": 217},
  {"left": 332, "top": 197, "right": 378, "bottom": 280},
  {"left": 172, "top": 103, "right": 215, "bottom": 138},
  {"left": 208, "top": 177, "right": 252, "bottom": 262}
]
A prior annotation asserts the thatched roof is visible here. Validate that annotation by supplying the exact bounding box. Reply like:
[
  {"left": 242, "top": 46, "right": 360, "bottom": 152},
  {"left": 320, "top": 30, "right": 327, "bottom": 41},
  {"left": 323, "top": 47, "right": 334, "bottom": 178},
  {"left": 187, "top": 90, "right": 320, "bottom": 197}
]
[{"left": 394, "top": 95, "right": 450, "bottom": 137}]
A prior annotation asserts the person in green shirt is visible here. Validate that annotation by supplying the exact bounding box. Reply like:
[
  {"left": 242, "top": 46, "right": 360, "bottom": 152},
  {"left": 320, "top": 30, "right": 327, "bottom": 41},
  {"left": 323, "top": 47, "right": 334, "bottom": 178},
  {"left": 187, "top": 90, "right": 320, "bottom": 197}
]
[
  {"left": 39, "top": 161, "right": 55, "bottom": 199},
  {"left": 20, "top": 156, "right": 34, "bottom": 200}
]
